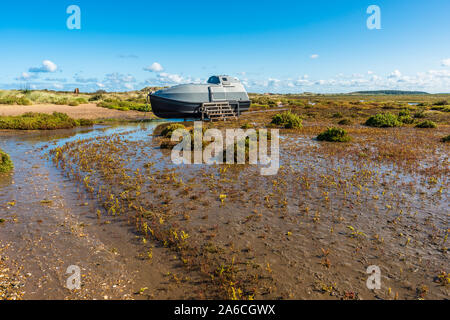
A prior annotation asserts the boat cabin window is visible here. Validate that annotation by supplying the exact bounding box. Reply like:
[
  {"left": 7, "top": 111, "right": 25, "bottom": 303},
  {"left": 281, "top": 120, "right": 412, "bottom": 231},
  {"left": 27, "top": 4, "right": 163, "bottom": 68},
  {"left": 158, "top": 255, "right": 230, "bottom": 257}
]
[
  {"left": 221, "top": 77, "right": 231, "bottom": 85},
  {"left": 207, "top": 76, "right": 220, "bottom": 84}
]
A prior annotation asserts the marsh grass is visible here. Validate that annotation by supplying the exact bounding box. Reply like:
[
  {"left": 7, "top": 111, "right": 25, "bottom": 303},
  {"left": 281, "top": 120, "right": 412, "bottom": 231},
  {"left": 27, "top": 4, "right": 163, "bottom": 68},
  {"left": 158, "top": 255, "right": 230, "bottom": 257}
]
[
  {"left": 0, "top": 96, "right": 32, "bottom": 105},
  {"left": 98, "top": 99, "right": 149, "bottom": 112},
  {"left": 337, "top": 118, "right": 352, "bottom": 125},
  {"left": 365, "top": 112, "right": 402, "bottom": 127},
  {"left": 416, "top": 120, "right": 437, "bottom": 128},
  {"left": 317, "top": 127, "right": 351, "bottom": 142},
  {"left": 161, "top": 123, "right": 186, "bottom": 138},
  {"left": 0, "top": 112, "right": 93, "bottom": 130},
  {"left": 271, "top": 111, "right": 303, "bottom": 129},
  {"left": 0, "top": 149, "right": 13, "bottom": 173}
]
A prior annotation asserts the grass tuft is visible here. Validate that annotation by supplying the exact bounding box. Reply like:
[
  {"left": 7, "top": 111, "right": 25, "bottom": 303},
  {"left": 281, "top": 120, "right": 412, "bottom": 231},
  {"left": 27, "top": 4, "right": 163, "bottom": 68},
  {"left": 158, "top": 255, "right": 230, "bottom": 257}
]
[
  {"left": 0, "top": 149, "right": 13, "bottom": 173},
  {"left": 365, "top": 112, "right": 402, "bottom": 127},
  {"left": 271, "top": 111, "right": 303, "bottom": 129},
  {"left": 317, "top": 127, "right": 351, "bottom": 142},
  {"left": 161, "top": 123, "right": 186, "bottom": 138},
  {"left": 0, "top": 112, "right": 93, "bottom": 130},
  {"left": 415, "top": 120, "right": 437, "bottom": 128}
]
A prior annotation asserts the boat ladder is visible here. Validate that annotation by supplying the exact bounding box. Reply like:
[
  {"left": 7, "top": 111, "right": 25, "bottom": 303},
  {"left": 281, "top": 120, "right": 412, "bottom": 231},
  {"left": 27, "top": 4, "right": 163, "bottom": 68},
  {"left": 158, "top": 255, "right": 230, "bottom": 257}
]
[{"left": 200, "top": 102, "right": 238, "bottom": 121}]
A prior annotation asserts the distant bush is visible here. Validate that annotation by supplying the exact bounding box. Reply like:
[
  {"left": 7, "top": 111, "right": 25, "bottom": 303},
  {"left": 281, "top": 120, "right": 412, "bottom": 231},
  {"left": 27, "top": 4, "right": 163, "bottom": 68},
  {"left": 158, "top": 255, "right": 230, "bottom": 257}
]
[
  {"left": 338, "top": 118, "right": 352, "bottom": 125},
  {"left": 413, "top": 111, "right": 426, "bottom": 118},
  {"left": 332, "top": 112, "right": 343, "bottom": 118},
  {"left": 317, "top": 127, "right": 351, "bottom": 142},
  {"left": 431, "top": 105, "right": 450, "bottom": 112},
  {"left": 0, "top": 112, "right": 92, "bottom": 130},
  {"left": 0, "top": 149, "right": 13, "bottom": 173},
  {"left": 365, "top": 113, "right": 402, "bottom": 127},
  {"left": 0, "top": 96, "right": 32, "bottom": 105},
  {"left": 442, "top": 135, "right": 450, "bottom": 143},
  {"left": 67, "top": 98, "right": 88, "bottom": 106},
  {"left": 271, "top": 111, "right": 303, "bottom": 129},
  {"left": 398, "top": 109, "right": 411, "bottom": 117},
  {"left": 398, "top": 113, "right": 414, "bottom": 124},
  {"left": 161, "top": 123, "right": 186, "bottom": 138},
  {"left": 88, "top": 94, "right": 103, "bottom": 101},
  {"left": 98, "top": 100, "right": 149, "bottom": 112},
  {"left": 53, "top": 97, "right": 69, "bottom": 105},
  {"left": 433, "top": 100, "right": 448, "bottom": 106},
  {"left": 415, "top": 120, "right": 437, "bottom": 128},
  {"left": 76, "top": 118, "right": 94, "bottom": 126}
]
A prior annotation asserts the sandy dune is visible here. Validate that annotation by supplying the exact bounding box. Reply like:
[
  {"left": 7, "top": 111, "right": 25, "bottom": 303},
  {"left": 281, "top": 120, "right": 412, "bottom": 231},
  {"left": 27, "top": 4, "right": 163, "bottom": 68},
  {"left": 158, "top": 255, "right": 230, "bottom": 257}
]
[{"left": 0, "top": 103, "right": 155, "bottom": 120}]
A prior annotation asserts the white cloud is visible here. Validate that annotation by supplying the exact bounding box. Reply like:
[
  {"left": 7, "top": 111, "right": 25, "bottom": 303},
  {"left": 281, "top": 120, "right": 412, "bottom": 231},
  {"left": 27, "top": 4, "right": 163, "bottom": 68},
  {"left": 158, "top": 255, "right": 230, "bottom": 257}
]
[
  {"left": 144, "top": 62, "right": 164, "bottom": 72},
  {"left": 310, "top": 54, "right": 319, "bottom": 59},
  {"left": 388, "top": 70, "right": 402, "bottom": 78},
  {"left": 29, "top": 60, "right": 58, "bottom": 73},
  {"left": 75, "top": 76, "right": 98, "bottom": 83},
  {"left": 267, "top": 78, "right": 281, "bottom": 87},
  {"left": 15, "top": 72, "right": 37, "bottom": 81},
  {"left": 442, "top": 58, "right": 450, "bottom": 67},
  {"left": 157, "top": 72, "right": 184, "bottom": 84}
]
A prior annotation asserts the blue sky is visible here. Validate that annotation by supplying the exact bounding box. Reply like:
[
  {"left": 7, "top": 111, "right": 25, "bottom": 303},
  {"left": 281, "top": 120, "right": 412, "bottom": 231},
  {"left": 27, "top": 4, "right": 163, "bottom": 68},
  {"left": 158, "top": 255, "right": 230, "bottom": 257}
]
[{"left": 1, "top": 0, "right": 449, "bottom": 93}]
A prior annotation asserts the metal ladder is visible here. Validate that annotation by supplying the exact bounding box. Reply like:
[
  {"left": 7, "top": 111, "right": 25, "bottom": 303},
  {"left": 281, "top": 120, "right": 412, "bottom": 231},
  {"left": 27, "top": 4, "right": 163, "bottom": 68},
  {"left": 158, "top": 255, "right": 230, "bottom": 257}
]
[{"left": 200, "top": 102, "right": 238, "bottom": 121}]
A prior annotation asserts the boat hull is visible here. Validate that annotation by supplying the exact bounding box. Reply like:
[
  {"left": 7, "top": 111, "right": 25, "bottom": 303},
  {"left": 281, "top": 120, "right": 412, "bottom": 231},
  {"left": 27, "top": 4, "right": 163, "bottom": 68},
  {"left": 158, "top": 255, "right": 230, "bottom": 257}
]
[{"left": 150, "top": 94, "right": 251, "bottom": 119}]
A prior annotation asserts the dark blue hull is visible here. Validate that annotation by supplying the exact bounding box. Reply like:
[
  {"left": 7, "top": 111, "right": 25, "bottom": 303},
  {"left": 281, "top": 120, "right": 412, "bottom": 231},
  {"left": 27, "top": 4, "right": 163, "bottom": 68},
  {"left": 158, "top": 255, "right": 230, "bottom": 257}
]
[{"left": 150, "top": 95, "right": 251, "bottom": 119}]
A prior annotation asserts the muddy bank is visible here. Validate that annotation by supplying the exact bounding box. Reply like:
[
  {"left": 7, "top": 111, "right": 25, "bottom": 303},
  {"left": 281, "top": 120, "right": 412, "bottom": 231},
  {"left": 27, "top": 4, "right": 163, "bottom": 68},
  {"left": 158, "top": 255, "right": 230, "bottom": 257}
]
[
  {"left": 0, "top": 113, "right": 449, "bottom": 300},
  {"left": 48, "top": 121, "right": 449, "bottom": 300},
  {"left": 0, "top": 122, "right": 206, "bottom": 299}
]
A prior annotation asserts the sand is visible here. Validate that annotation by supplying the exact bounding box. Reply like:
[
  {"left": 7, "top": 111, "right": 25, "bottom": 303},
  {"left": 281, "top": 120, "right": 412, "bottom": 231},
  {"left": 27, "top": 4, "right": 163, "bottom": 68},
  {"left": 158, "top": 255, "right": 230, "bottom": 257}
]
[{"left": 0, "top": 103, "right": 155, "bottom": 120}]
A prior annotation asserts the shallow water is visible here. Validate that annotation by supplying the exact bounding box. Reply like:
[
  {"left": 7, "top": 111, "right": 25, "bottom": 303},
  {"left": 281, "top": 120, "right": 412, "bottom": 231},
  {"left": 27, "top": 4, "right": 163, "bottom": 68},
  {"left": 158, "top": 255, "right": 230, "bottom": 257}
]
[{"left": 1, "top": 121, "right": 448, "bottom": 300}]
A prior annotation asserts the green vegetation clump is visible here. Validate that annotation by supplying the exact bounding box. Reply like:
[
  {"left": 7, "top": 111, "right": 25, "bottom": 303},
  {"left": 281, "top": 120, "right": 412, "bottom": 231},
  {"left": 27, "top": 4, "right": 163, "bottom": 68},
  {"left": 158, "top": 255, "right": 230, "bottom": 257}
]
[
  {"left": 338, "top": 118, "right": 352, "bottom": 125},
  {"left": 0, "top": 149, "right": 13, "bottom": 173},
  {"left": 415, "top": 120, "right": 437, "bottom": 128},
  {"left": 442, "top": 135, "right": 450, "bottom": 143},
  {"left": 241, "top": 122, "right": 253, "bottom": 129},
  {"left": 68, "top": 98, "right": 88, "bottom": 106},
  {"left": 0, "top": 112, "right": 93, "bottom": 130},
  {"left": 433, "top": 100, "right": 448, "bottom": 106},
  {"left": 365, "top": 112, "right": 402, "bottom": 127},
  {"left": 397, "top": 109, "right": 414, "bottom": 124},
  {"left": 161, "top": 123, "right": 186, "bottom": 138},
  {"left": 413, "top": 111, "right": 426, "bottom": 118},
  {"left": 98, "top": 100, "right": 149, "bottom": 112},
  {"left": 88, "top": 94, "right": 103, "bottom": 102},
  {"left": 0, "top": 96, "right": 32, "bottom": 105},
  {"left": 317, "top": 127, "right": 351, "bottom": 142},
  {"left": 431, "top": 105, "right": 450, "bottom": 112},
  {"left": 271, "top": 111, "right": 303, "bottom": 129}
]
